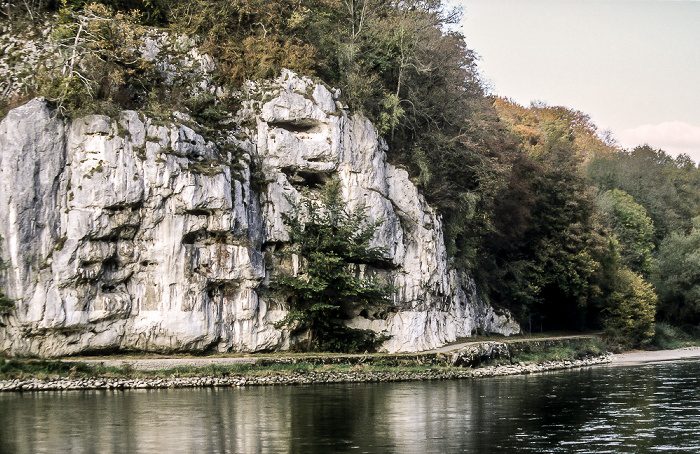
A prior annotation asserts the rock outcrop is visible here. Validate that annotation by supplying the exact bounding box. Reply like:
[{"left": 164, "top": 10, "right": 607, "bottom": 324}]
[{"left": 0, "top": 71, "right": 519, "bottom": 356}]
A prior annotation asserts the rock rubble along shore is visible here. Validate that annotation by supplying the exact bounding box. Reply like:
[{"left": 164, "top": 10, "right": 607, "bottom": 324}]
[{"left": 0, "top": 356, "right": 610, "bottom": 392}]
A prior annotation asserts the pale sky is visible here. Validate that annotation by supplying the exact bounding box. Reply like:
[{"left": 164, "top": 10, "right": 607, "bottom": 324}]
[{"left": 452, "top": 0, "right": 700, "bottom": 160}]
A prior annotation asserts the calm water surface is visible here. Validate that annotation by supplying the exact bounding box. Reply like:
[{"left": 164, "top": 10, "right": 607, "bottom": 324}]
[{"left": 1, "top": 360, "right": 699, "bottom": 453}]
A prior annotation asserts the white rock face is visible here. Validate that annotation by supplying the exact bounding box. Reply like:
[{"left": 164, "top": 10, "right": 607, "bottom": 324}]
[{"left": 0, "top": 72, "right": 519, "bottom": 356}]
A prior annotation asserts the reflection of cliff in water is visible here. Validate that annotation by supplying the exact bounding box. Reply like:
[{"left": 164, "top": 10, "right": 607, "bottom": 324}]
[{"left": 1, "top": 362, "right": 699, "bottom": 453}]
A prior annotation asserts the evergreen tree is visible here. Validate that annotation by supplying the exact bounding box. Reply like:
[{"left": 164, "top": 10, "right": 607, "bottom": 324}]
[{"left": 272, "top": 180, "right": 392, "bottom": 352}]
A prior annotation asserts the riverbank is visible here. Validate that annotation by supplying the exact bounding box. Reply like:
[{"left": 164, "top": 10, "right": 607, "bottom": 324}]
[
  {"left": 0, "top": 336, "right": 611, "bottom": 391},
  {"left": 9, "top": 345, "right": 699, "bottom": 392},
  {"left": 12, "top": 336, "right": 699, "bottom": 392},
  {"left": 0, "top": 355, "right": 610, "bottom": 391},
  {"left": 11, "top": 344, "right": 700, "bottom": 392}
]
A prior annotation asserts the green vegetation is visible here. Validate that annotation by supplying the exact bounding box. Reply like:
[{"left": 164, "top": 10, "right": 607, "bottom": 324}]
[
  {"left": 272, "top": 180, "right": 392, "bottom": 352},
  {"left": 651, "top": 323, "right": 700, "bottom": 350},
  {"left": 38, "top": 4, "right": 157, "bottom": 118},
  {"left": 0, "top": 357, "right": 99, "bottom": 379},
  {"left": 597, "top": 189, "right": 655, "bottom": 276},
  {"left": 652, "top": 218, "right": 700, "bottom": 326},
  {"left": 505, "top": 338, "right": 607, "bottom": 365},
  {"left": 0, "top": 358, "right": 447, "bottom": 381},
  {"left": 0, "top": 292, "right": 14, "bottom": 313},
  {"left": 603, "top": 268, "right": 656, "bottom": 349},
  {"left": 0, "top": 357, "right": 336, "bottom": 380},
  {"left": 587, "top": 145, "right": 700, "bottom": 346}
]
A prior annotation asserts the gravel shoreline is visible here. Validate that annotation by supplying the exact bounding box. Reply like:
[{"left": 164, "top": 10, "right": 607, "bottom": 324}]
[
  {"left": 0, "top": 356, "right": 610, "bottom": 392},
  {"left": 5, "top": 343, "right": 700, "bottom": 392}
]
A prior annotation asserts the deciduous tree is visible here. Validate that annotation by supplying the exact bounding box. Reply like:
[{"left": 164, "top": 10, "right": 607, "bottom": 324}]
[{"left": 597, "top": 189, "right": 655, "bottom": 276}]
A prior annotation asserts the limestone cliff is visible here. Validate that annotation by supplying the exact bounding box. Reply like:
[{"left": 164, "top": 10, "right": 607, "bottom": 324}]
[{"left": 0, "top": 70, "right": 519, "bottom": 356}]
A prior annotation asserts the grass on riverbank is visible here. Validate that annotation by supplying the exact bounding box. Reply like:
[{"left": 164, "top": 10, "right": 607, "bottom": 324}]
[
  {"left": 651, "top": 323, "right": 700, "bottom": 350},
  {"left": 487, "top": 338, "right": 607, "bottom": 366},
  {"left": 0, "top": 357, "right": 108, "bottom": 380},
  {"left": 0, "top": 338, "right": 608, "bottom": 381},
  {"left": 515, "top": 345, "right": 606, "bottom": 364},
  {"left": 0, "top": 357, "right": 463, "bottom": 381}
]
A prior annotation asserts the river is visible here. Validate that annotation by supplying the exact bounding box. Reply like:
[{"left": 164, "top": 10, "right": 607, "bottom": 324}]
[{"left": 1, "top": 360, "right": 699, "bottom": 453}]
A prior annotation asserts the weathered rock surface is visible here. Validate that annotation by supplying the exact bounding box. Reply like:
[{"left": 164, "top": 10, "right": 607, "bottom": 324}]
[
  {"left": 450, "top": 342, "right": 512, "bottom": 367},
  {"left": 0, "top": 71, "right": 519, "bottom": 356}
]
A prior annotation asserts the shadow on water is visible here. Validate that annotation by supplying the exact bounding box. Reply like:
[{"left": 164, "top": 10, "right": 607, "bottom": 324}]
[{"left": 1, "top": 361, "right": 699, "bottom": 453}]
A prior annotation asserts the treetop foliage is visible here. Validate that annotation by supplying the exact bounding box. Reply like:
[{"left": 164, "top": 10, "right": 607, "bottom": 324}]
[
  {"left": 494, "top": 97, "right": 615, "bottom": 162},
  {"left": 597, "top": 189, "right": 655, "bottom": 276}
]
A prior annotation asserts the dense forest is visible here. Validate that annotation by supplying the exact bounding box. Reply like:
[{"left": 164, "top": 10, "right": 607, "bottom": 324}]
[{"left": 5, "top": 0, "right": 700, "bottom": 348}]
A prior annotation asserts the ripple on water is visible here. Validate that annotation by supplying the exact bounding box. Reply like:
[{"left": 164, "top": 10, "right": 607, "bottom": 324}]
[{"left": 0, "top": 361, "right": 699, "bottom": 453}]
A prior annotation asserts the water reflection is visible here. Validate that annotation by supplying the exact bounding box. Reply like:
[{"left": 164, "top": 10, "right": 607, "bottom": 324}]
[{"left": 1, "top": 361, "right": 699, "bottom": 453}]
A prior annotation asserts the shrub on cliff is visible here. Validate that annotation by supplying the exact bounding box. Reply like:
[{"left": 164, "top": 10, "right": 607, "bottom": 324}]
[
  {"left": 0, "top": 292, "right": 13, "bottom": 314},
  {"left": 0, "top": 239, "right": 14, "bottom": 314},
  {"left": 39, "top": 3, "right": 158, "bottom": 117},
  {"left": 272, "top": 179, "right": 392, "bottom": 352}
]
